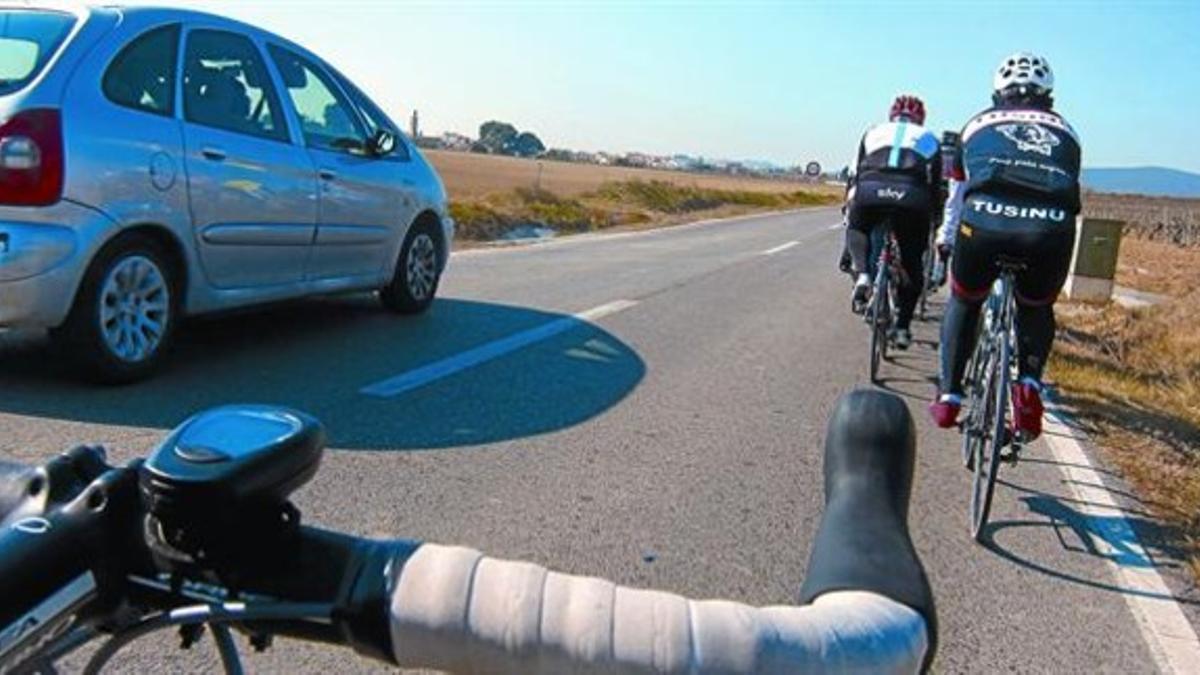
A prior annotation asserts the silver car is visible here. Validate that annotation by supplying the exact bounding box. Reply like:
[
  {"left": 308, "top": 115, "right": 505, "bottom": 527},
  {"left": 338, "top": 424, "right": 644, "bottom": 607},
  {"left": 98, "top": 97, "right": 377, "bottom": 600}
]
[{"left": 0, "top": 3, "right": 454, "bottom": 381}]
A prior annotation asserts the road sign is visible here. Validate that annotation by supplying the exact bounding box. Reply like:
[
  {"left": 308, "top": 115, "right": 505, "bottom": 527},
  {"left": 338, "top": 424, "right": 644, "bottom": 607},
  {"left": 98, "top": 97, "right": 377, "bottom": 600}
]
[{"left": 805, "top": 161, "right": 821, "bottom": 177}]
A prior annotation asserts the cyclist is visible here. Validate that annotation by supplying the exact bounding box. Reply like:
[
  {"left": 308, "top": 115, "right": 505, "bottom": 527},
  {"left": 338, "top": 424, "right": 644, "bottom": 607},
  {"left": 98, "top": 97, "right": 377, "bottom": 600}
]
[
  {"left": 929, "top": 52, "right": 1082, "bottom": 439},
  {"left": 844, "top": 95, "right": 942, "bottom": 350}
]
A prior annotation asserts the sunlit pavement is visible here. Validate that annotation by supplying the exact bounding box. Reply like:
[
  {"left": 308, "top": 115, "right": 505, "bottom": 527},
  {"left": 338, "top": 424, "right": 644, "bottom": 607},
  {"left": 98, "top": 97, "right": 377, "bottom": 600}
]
[{"left": 2, "top": 207, "right": 1195, "bottom": 672}]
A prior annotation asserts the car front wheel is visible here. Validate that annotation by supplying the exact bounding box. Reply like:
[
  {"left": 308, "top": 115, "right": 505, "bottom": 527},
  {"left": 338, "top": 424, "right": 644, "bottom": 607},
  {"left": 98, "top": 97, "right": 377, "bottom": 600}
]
[
  {"left": 380, "top": 221, "right": 441, "bottom": 314},
  {"left": 54, "top": 234, "right": 177, "bottom": 383}
]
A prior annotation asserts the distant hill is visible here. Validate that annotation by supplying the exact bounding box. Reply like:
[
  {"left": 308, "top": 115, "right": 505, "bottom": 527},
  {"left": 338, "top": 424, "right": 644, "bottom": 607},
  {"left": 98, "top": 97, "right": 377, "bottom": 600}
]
[{"left": 1082, "top": 167, "right": 1200, "bottom": 198}]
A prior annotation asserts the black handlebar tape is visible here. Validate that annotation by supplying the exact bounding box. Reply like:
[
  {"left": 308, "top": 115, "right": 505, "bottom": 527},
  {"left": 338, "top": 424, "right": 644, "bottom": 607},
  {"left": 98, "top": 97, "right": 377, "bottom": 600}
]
[
  {"left": 224, "top": 524, "right": 421, "bottom": 664},
  {"left": 798, "top": 389, "right": 937, "bottom": 667}
]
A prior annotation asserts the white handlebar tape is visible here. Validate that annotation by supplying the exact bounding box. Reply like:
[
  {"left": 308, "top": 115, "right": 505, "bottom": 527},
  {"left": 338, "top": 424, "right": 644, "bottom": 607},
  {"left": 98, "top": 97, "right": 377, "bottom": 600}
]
[{"left": 389, "top": 544, "right": 928, "bottom": 674}]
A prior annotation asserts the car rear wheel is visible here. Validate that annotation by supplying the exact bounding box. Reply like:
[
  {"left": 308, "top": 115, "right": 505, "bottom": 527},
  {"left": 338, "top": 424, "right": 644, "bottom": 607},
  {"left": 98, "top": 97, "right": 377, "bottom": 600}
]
[
  {"left": 380, "top": 221, "right": 441, "bottom": 314},
  {"left": 53, "top": 234, "right": 178, "bottom": 383}
]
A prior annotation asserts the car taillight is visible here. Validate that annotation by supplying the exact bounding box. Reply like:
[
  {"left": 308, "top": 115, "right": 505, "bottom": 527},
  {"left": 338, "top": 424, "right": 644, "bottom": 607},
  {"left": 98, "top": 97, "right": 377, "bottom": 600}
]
[{"left": 0, "top": 109, "right": 63, "bottom": 207}]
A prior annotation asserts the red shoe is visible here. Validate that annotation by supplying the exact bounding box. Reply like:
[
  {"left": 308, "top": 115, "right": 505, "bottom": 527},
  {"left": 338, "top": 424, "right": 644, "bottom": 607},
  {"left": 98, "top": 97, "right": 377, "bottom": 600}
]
[
  {"left": 1011, "top": 381, "right": 1044, "bottom": 440},
  {"left": 929, "top": 396, "right": 961, "bottom": 429}
]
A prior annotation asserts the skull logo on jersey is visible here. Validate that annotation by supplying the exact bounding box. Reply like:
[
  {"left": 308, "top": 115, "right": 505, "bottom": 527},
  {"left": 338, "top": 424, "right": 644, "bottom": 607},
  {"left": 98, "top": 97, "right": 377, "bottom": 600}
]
[{"left": 997, "top": 123, "right": 1061, "bottom": 157}]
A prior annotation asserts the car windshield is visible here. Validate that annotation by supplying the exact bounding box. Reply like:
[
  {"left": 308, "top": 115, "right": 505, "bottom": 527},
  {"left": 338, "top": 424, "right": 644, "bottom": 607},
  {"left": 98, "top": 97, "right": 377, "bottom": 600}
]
[{"left": 0, "top": 9, "right": 75, "bottom": 96}]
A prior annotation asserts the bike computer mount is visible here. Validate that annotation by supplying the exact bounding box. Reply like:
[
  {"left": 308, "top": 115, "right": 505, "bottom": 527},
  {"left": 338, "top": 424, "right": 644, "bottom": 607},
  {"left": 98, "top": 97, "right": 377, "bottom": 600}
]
[{"left": 139, "top": 405, "right": 325, "bottom": 576}]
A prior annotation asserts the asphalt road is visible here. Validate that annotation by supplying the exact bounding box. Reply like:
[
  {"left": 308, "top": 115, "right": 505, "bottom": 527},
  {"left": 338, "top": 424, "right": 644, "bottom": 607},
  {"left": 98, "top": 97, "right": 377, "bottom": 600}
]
[{"left": 1, "top": 207, "right": 1195, "bottom": 672}]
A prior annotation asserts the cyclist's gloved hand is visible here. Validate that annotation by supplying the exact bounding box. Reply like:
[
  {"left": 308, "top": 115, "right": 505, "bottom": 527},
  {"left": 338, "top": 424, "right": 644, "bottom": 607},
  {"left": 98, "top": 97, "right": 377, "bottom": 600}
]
[{"left": 931, "top": 246, "right": 951, "bottom": 288}]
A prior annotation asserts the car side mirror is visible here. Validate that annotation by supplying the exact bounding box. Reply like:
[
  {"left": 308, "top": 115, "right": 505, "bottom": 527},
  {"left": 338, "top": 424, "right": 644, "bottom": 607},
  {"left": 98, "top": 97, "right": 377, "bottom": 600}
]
[{"left": 369, "top": 129, "right": 396, "bottom": 157}]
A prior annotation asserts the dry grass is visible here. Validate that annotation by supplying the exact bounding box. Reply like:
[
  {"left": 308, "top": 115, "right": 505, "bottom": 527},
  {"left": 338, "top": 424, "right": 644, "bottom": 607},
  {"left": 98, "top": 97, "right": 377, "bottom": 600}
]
[
  {"left": 1049, "top": 237, "right": 1200, "bottom": 579},
  {"left": 1115, "top": 238, "right": 1200, "bottom": 298},
  {"left": 425, "top": 149, "right": 838, "bottom": 200},
  {"left": 428, "top": 150, "right": 841, "bottom": 242},
  {"left": 447, "top": 179, "right": 839, "bottom": 242}
]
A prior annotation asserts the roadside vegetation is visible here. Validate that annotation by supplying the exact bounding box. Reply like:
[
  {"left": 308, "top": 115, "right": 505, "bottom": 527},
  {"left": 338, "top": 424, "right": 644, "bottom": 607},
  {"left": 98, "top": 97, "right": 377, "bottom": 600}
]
[
  {"left": 1048, "top": 216, "right": 1200, "bottom": 579},
  {"left": 426, "top": 149, "right": 838, "bottom": 199},
  {"left": 449, "top": 180, "right": 838, "bottom": 241},
  {"left": 1084, "top": 191, "right": 1200, "bottom": 247}
]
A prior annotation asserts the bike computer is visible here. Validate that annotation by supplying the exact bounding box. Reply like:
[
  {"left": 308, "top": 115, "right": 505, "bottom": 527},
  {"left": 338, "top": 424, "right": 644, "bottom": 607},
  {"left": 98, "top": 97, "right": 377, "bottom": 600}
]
[{"left": 140, "top": 405, "right": 324, "bottom": 526}]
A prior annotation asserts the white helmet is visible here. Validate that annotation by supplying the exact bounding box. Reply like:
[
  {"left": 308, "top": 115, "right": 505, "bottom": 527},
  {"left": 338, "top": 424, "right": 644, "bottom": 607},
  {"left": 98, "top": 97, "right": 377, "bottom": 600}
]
[{"left": 993, "top": 52, "right": 1054, "bottom": 95}]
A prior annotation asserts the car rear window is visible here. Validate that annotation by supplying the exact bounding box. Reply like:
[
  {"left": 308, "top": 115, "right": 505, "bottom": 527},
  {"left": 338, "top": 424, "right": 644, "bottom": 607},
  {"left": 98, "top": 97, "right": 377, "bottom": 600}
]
[{"left": 0, "top": 10, "right": 76, "bottom": 96}]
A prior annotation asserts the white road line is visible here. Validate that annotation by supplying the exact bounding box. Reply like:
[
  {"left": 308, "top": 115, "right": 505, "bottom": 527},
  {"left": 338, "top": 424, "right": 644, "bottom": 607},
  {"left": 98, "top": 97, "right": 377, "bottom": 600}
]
[
  {"left": 1041, "top": 410, "right": 1200, "bottom": 674},
  {"left": 359, "top": 299, "right": 639, "bottom": 398},
  {"left": 827, "top": 222, "right": 844, "bottom": 230},
  {"left": 762, "top": 241, "right": 800, "bottom": 255}
]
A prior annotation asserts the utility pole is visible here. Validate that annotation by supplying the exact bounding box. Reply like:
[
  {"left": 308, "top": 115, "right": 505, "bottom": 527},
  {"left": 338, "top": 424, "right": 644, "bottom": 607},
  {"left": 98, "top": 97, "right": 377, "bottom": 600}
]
[{"left": 410, "top": 110, "right": 420, "bottom": 139}]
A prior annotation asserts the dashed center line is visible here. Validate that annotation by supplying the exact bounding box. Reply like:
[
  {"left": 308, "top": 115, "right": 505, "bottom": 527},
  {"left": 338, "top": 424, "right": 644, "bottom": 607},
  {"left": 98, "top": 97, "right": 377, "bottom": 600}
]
[
  {"left": 359, "top": 299, "right": 639, "bottom": 398},
  {"left": 762, "top": 241, "right": 800, "bottom": 255}
]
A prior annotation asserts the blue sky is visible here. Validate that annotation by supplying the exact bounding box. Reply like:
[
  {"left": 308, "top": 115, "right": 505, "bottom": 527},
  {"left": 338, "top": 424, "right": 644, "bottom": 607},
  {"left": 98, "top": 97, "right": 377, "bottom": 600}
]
[{"left": 131, "top": 1, "right": 1200, "bottom": 172}]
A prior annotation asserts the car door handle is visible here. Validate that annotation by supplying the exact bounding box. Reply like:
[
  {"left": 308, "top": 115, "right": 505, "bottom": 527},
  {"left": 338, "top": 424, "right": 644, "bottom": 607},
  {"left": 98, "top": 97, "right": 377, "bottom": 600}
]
[
  {"left": 201, "top": 147, "right": 227, "bottom": 161},
  {"left": 318, "top": 169, "right": 338, "bottom": 181}
]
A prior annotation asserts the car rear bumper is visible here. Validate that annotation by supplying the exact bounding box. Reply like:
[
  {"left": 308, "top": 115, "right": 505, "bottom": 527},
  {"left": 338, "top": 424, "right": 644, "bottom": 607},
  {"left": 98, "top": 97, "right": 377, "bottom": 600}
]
[
  {"left": 0, "top": 259, "right": 79, "bottom": 328},
  {"left": 0, "top": 202, "right": 113, "bottom": 328}
]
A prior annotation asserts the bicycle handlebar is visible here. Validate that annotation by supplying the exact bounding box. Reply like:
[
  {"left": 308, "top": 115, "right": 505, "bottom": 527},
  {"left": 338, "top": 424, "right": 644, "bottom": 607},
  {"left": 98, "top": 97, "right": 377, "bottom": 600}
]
[
  {"left": 389, "top": 543, "right": 927, "bottom": 674},
  {"left": 0, "top": 390, "right": 935, "bottom": 674}
]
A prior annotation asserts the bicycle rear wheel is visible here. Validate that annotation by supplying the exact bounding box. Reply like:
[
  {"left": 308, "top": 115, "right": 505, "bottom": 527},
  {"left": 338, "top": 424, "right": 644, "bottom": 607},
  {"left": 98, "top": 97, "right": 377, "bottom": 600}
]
[
  {"left": 969, "top": 332, "right": 1010, "bottom": 542},
  {"left": 868, "top": 272, "right": 889, "bottom": 384}
]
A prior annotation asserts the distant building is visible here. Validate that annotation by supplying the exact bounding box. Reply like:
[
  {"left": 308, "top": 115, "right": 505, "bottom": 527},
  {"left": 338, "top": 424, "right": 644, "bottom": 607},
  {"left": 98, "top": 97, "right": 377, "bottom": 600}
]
[{"left": 441, "top": 132, "right": 473, "bottom": 151}]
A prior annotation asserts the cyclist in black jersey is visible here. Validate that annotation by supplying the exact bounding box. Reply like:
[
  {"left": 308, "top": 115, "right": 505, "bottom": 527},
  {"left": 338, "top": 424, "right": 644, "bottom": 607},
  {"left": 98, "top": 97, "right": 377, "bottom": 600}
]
[
  {"left": 843, "top": 95, "right": 942, "bottom": 350},
  {"left": 930, "top": 52, "right": 1082, "bottom": 440}
]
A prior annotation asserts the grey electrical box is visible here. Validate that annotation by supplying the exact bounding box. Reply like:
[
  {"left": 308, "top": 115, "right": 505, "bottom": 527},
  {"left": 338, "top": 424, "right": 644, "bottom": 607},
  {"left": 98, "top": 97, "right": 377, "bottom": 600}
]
[{"left": 1066, "top": 217, "right": 1124, "bottom": 303}]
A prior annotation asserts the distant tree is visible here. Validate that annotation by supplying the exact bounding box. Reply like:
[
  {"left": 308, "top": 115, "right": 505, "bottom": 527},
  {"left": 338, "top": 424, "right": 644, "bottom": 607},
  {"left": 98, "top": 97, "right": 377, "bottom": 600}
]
[
  {"left": 543, "top": 148, "right": 575, "bottom": 162},
  {"left": 512, "top": 132, "right": 546, "bottom": 158},
  {"left": 479, "top": 120, "right": 518, "bottom": 154}
]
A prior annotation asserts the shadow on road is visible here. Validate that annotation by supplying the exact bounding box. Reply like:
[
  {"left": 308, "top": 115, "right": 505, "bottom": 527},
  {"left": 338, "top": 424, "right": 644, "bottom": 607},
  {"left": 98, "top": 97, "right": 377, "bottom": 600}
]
[
  {"left": 0, "top": 296, "right": 646, "bottom": 451},
  {"left": 871, "top": 321, "right": 939, "bottom": 401},
  {"left": 981, "top": 478, "right": 1199, "bottom": 606}
]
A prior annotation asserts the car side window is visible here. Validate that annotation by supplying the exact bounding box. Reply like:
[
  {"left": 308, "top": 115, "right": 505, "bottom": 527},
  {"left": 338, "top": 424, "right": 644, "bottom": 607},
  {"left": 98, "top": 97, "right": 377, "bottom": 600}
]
[
  {"left": 182, "top": 29, "right": 288, "bottom": 142},
  {"left": 267, "top": 45, "right": 366, "bottom": 154},
  {"left": 102, "top": 24, "right": 180, "bottom": 117},
  {"left": 338, "top": 76, "right": 411, "bottom": 162}
]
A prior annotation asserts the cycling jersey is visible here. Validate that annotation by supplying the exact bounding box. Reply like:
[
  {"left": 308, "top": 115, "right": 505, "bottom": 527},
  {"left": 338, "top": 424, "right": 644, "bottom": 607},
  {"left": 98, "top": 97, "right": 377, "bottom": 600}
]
[
  {"left": 938, "top": 106, "right": 1081, "bottom": 247},
  {"left": 849, "top": 120, "right": 941, "bottom": 213}
]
